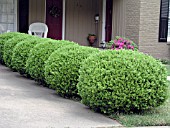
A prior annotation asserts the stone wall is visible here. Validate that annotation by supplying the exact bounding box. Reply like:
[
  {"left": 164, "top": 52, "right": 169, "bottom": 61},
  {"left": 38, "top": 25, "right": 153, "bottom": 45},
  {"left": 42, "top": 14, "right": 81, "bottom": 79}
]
[{"left": 125, "top": 0, "right": 140, "bottom": 45}]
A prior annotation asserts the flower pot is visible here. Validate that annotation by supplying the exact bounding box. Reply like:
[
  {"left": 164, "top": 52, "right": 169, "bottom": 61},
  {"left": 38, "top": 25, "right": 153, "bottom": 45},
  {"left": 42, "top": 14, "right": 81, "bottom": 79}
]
[{"left": 88, "top": 36, "right": 96, "bottom": 44}]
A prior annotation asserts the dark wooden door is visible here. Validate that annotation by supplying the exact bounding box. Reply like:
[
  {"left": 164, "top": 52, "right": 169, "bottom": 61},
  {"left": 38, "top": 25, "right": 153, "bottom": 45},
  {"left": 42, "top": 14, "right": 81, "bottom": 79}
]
[
  {"left": 19, "top": 0, "right": 29, "bottom": 33},
  {"left": 105, "top": 0, "right": 113, "bottom": 42},
  {"left": 46, "top": 0, "right": 62, "bottom": 39}
]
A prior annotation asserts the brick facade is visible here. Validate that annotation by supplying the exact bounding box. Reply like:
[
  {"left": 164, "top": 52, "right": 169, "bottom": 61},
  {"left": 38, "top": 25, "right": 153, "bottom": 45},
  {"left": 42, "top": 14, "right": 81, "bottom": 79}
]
[
  {"left": 139, "top": 0, "right": 170, "bottom": 59},
  {"left": 125, "top": 0, "right": 140, "bottom": 46},
  {"left": 125, "top": 0, "right": 170, "bottom": 60}
]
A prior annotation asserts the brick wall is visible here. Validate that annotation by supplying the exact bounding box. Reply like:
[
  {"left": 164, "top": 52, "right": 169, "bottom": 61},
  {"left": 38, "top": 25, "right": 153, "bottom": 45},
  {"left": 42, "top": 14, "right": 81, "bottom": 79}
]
[
  {"left": 139, "top": 0, "right": 170, "bottom": 60},
  {"left": 125, "top": 0, "right": 140, "bottom": 45}
]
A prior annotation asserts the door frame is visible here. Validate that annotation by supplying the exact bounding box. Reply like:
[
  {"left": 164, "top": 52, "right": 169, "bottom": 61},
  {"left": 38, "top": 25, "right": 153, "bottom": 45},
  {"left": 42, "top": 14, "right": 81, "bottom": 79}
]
[{"left": 105, "top": 0, "right": 113, "bottom": 42}]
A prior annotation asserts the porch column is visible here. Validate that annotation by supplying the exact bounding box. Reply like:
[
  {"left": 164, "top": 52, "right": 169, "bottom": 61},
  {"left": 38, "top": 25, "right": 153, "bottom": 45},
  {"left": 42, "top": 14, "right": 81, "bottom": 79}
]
[
  {"left": 62, "top": 0, "right": 66, "bottom": 40},
  {"left": 102, "top": 0, "right": 106, "bottom": 46}
]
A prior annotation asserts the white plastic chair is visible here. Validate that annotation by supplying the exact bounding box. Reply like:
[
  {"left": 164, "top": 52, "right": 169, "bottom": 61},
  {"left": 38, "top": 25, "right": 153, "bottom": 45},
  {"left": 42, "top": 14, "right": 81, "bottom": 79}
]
[{"left": 28, "top": 22, "right": 48, "bottom": 38}]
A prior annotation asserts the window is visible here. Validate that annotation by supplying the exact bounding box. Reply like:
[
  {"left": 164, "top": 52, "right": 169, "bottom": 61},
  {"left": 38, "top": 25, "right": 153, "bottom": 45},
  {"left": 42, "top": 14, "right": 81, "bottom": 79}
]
[
  {"left": 159, "top": 0, "right": 170, "bottom": 42},
  {"left": 0, "top": 0, "right": 17, "bottom": 32}
]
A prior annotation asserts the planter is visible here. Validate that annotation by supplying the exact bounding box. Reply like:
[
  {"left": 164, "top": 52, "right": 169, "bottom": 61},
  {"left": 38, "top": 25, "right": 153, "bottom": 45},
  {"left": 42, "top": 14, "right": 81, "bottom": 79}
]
[{"left": 87, "top": 34, "right": 97, "bottom": 46}]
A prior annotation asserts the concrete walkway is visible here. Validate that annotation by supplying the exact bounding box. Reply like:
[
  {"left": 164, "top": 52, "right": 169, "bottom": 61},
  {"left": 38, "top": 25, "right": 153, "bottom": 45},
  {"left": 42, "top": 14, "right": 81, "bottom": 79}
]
[
  {"left": 114, "top": 126, "right": 170, "bottom": 128},
  {"left": 0, "top": 64, "right": 121, "bottom": 128},
  {"left": 167, "top": 76, "right": 170, "bottom": 81}
]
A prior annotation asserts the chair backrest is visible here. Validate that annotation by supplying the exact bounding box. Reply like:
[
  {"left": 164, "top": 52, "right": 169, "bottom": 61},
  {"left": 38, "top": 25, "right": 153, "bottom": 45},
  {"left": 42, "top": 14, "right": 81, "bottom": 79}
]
[{"left": 28, "top": 22, "right": 48, "bottom": 38}]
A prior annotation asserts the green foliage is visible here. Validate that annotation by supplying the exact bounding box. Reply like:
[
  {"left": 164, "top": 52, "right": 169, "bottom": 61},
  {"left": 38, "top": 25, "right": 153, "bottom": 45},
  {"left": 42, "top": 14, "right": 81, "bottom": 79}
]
[
  {"left": 11, "top": 36, "right": 42, "bottom": 74},
  {"left": 0, "top": 32, "right": 22, "bottom": 64},
  {"left": 77, "top": 50, "right": 168, "bottom": 114},
  {"left": 112, "top": 82, "right": 170, "bottom": 127},
  {"left": 26, "top": 40, "right": 78, "bottom": 84},
  {"left": 158, "top": 59, "right": 170, "bottom": 65},
  {"left": 3, "top": 33, "right": 32, "bottom": 67},
  {"left": 45, "top": 46, "right": 100, "bottom": 97}
]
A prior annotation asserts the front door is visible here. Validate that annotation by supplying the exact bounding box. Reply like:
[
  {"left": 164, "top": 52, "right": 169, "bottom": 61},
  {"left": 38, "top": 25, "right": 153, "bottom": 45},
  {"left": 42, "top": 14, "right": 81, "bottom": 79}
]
[
  {"left": 19, "top": 0, "right": 29, "bottom": 33},
  {"left": 105, "top": 0, "right": 113, "bottom": 42},
  {"left": 46, "top": 0, "right": 62, "bottom": 39}
]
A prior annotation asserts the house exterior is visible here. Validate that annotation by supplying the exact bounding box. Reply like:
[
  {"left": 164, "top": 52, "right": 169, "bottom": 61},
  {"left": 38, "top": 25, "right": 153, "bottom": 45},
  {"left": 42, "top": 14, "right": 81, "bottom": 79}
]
[{"left": 0, "top": 0, "right": 169, "bottom": 60}]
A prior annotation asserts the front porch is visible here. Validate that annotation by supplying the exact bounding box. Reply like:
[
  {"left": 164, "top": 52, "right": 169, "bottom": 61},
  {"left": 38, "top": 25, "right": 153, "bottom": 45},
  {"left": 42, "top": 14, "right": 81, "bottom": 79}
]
[
  {"left": 26, "top": 0, "right": 113, "bottom": 47},
  {"left": 0, "top": 0, "right": 138, "bottom": 48}
]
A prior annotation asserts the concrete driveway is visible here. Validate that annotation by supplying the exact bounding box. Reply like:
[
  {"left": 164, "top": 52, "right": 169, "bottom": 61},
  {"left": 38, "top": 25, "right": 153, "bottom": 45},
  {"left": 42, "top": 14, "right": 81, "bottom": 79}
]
[
  {"left": 167, "top": 76, "right": 170, "bottom": 81},
  {"left": 0, "top": 64, "right": 121, "bottom": 128}
]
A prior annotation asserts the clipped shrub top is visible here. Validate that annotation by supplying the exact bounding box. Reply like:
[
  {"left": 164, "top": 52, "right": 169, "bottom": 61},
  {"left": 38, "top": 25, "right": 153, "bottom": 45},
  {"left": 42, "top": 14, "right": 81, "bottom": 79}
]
[
  {"left": 45, "top": 46, "right": 100, "bottom": 97},
  {"left": 77, "top": 50, "right": 168, "bottom": 114},
  {"left": 3, "top": 33, "right": 32, "bottom": 67},
  {"left": 11, "top": 36, "right": 42, "bottom": 74},
  {"left": 0, "top": 32, "right": 22, "bottom": 63},
  {"left": 26, "top": 40, "right": 78, "bottom": 83}
]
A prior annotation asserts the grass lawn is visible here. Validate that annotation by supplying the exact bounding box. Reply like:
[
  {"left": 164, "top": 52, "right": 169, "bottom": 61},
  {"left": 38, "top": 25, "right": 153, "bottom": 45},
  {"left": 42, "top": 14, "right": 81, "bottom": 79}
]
[{"left": 110, "top": 81, "right": 170, "bottom": 127}]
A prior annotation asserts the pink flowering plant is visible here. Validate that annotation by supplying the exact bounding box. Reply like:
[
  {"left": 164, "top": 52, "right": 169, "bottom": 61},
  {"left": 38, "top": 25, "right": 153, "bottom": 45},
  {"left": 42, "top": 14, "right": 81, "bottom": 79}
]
[{"left": 109, "top": 36, "right": 138, "bottom": 51}]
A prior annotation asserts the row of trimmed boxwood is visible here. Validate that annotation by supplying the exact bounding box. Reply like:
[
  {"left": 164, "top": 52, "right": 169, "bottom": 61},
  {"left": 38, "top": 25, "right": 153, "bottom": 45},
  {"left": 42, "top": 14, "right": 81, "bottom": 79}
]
[{"left": 0, "top": 32, "right": 168, "bottom": 114}]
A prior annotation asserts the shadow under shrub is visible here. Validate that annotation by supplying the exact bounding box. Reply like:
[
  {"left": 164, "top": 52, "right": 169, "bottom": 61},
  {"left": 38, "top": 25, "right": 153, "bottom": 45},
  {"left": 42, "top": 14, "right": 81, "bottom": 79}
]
[
  {"left": 26, "top": 40, "right": 78, "bottom": 85},
  {"left": 44, "top": 46, "right": 100, "bottom": 98},
  {"left": 77, "top": 50, "right": 168, "bottom": 114}
]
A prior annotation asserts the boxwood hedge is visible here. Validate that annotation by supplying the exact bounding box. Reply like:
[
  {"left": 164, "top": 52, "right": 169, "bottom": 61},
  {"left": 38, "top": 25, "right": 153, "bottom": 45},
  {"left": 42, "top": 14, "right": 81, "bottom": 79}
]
[
  {"left": 0, "top": 32, "right": 21, "bottom": 63},
  {"left": 3, "top": 33, "right": 32, "bottom": 68},
  {"left": 11, "top": 36, "right": 42, "bottom": 74},
  {"left": 26, "top": 40, "right": 78, "bottom": 84},
  {"left": 77, "top": 50, "right": 168, "bottom": 114},
  {"left": 44, "top": 46, "right": 100, "bottom": 98}
]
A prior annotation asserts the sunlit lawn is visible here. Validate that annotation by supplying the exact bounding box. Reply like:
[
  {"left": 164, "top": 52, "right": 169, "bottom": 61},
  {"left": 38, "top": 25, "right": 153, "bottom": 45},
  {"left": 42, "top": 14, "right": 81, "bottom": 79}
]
[{"left": 110, "top": 81, "right": 170, "bottom": 127}]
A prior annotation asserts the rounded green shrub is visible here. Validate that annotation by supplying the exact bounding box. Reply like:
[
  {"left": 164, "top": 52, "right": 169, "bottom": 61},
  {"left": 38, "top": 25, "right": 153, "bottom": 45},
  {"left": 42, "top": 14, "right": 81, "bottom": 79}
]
[
  {"left": 11, "top": 36, "right": 42, "bottom": 74},
  {"left": 44, "top": 46, "right": 100, "bottom": 98},
  {"left": 26, "top": 40, "right": 78, "bottom": 84},
  {"left": 3, "top": 33, "right": 32, "bottom": 68},
  {"left": 77, "top": 50, "right": 168, "bottom": 114},
  {"left": 0, "top": 32, "right": 22, "bottom": 64}
]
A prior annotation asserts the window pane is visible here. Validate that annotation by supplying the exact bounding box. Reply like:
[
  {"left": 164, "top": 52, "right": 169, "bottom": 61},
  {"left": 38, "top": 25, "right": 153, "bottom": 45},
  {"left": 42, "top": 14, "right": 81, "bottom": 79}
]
[{"left": 0, "top": 0, "right": 16, "bottom": 33}]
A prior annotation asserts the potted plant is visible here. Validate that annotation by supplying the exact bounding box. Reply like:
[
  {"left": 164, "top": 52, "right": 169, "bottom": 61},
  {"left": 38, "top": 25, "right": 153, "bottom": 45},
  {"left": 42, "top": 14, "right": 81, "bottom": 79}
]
[{"left": 87, "top": 34, "right": 97, "bottom": 46}]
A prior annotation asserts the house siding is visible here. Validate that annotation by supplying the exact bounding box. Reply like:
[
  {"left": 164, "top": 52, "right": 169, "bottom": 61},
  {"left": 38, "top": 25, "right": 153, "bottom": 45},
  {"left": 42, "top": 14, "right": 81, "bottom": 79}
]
[
  {"left": 65, "top": 0, "right": 102, "bottom": 46},
  {"left": 112, "top": 0, "right": 126, "bottom": 39},
  {"left": 29, "top": 0, "right": 46, "bottom": 25},
  {"left": 139, "top": 0, "right": 170, "bottom": 60}
]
